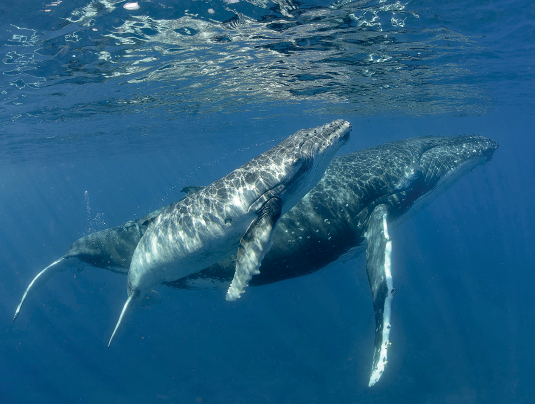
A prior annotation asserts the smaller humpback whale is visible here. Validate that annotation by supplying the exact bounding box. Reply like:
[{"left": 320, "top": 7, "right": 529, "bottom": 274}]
[
  {"left": 14, "top": 121, "right": 351, "bottom": 342},
  {"left": 109, "top": 120, "right": 352, "bottom": 346}
]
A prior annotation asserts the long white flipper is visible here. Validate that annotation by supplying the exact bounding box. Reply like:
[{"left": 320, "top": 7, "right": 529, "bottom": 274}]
[
  {"left": 365, "top": 204, "right": 394, "bottom": 387},
  {"left": 108, "top": 295, "right": 133, "bottom": 348},
  {"left": 13, "top": 257, "right": 66, "bottom": 322},
  {"left": 226, "top": 197, "right": 282, "bottom": 301}
]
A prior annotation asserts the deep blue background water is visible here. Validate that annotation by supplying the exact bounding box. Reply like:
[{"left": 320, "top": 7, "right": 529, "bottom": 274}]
[{"left": 1, "top": 1, "right": 534, "bottom": 403}]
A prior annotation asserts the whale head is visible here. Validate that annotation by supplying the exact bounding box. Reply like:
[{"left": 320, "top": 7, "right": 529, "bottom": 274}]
[
  {"left": 245, "top": 119, "right": 352, "bottom": 215},
  {"left": 376, "top": 135, "right": 499, "bottom": 221},
  {"left": 418, "top": 134, "right": 498, "bottom": 186}
]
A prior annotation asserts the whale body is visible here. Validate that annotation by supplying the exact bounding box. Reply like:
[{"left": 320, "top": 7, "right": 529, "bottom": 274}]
[{"left": 167, "top": 135, "right": 498, "bottom": 385}]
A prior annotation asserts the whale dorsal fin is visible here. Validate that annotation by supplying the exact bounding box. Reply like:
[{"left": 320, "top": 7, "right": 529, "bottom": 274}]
[
  {"left": 365, "top": 204, "right": 395, "bottom": 387},
  {"left": 226, "top": 197, "right": 283, "bottom": 301}
]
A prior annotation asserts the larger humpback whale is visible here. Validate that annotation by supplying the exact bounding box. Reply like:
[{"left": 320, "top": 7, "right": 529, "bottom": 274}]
[
  {"left": 167, "top": 134, "right": 498, "bottom": 385},
  {"left": 13, "top": 134, "right": 497, "bottom": 385}
]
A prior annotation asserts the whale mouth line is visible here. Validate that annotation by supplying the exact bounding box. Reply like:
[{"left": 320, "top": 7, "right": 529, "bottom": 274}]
[{"left": 418, "top": 137, "right": 498, "bottom": 186}]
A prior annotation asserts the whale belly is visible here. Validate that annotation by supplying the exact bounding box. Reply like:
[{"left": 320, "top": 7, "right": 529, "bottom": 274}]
[{"left": 131, "top": 209, "right": 255, "bottom": 285}]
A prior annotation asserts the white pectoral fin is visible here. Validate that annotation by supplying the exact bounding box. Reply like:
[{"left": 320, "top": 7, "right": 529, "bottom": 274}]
[
  {"left": 108, "top": 290, "right": 160, "bottom": 348},
  {"left": 365, "top": 204, "right": 394, "bottom": 387},
  {"left": 108, "top": 295, "right": 134, "bottom": 348},
  {"left": 13, "top": 257, "right": 67, "bottom": 322},
  {"left": 226, "top": 197, "right": 283, "bottom": 301}
]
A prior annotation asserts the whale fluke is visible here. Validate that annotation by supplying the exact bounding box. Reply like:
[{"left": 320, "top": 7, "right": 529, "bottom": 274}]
[
  {"left": 108, "top": 295, "right": 133, "bottom": 348},
  {"left": 13, "top": 257, "right": 67, "bottom": 322}
]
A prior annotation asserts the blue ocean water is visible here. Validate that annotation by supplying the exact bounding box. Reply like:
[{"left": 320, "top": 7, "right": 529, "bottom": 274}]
[{"left": 0, "top": 0, "right": 533, "bottom": 403}]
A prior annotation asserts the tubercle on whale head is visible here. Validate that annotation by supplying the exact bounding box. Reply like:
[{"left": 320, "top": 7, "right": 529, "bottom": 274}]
[
  {"left": 246, "top": 120, "right": 352, "bottom": 214},
  {"left": 300, "top": 119, "right": 352, "bottom": 157},
  {"left": 300, "top": 121, "right": 351, "bottom": 165},
  {"left": 383, "top": 135, "right": 499, "bottom": 222},
  {"left": 270, "top": 119, "right": 351, "bottom": 159},
  {"left": 305, "top": 120, "right": 352, "bottom": 180},
  {"left": 275, "top": 120, "right": 352, "bottom": 210},
  {"left": 365, "top": 135, "right": 499, "bottom": 224}
]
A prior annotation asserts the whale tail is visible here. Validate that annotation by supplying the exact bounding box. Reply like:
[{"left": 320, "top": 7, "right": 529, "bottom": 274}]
[
  {"left": 13, "top": 257, "right": 67, "bottom": 322},
  {"left": 108, "top": 295, "right": 133, "bottom": 348}
]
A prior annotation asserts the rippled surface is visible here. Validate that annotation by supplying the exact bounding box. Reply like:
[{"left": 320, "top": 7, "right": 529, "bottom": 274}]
[
  {"left": 2, "top": 0, "right": 533, "bottom": 163},
  {"left": 1, "top": 0, "right": 523, "bottom": 123}
]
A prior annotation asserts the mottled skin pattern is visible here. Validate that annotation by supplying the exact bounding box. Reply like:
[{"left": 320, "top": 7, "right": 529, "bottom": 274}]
[
  {"left": 106, "top": 120, "right": 351, "bottom": 346},
  {"left": 169, "top": 135, "right": 498, "bottom": 289},
  {"left": 127, "top": 120, "right": 351, "bottom": 296}
]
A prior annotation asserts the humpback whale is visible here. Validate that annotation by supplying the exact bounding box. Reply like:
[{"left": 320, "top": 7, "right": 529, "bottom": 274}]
[
  {"left": 167, "top": 135, "right": 498, "bottom": 385},
  {"left": 14, "top": 134, "right": 497, "bottom": 385},
  {"left": 87, "top": 120, "right": 354, "bottom": 346}
]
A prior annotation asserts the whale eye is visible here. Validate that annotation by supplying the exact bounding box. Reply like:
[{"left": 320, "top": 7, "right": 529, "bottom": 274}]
[
  {"left": 225, "top": 218, "right": 232, "bottom": 225},
  {"left": 291, "top": 158, "right": 301, "bottom": 167}
]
